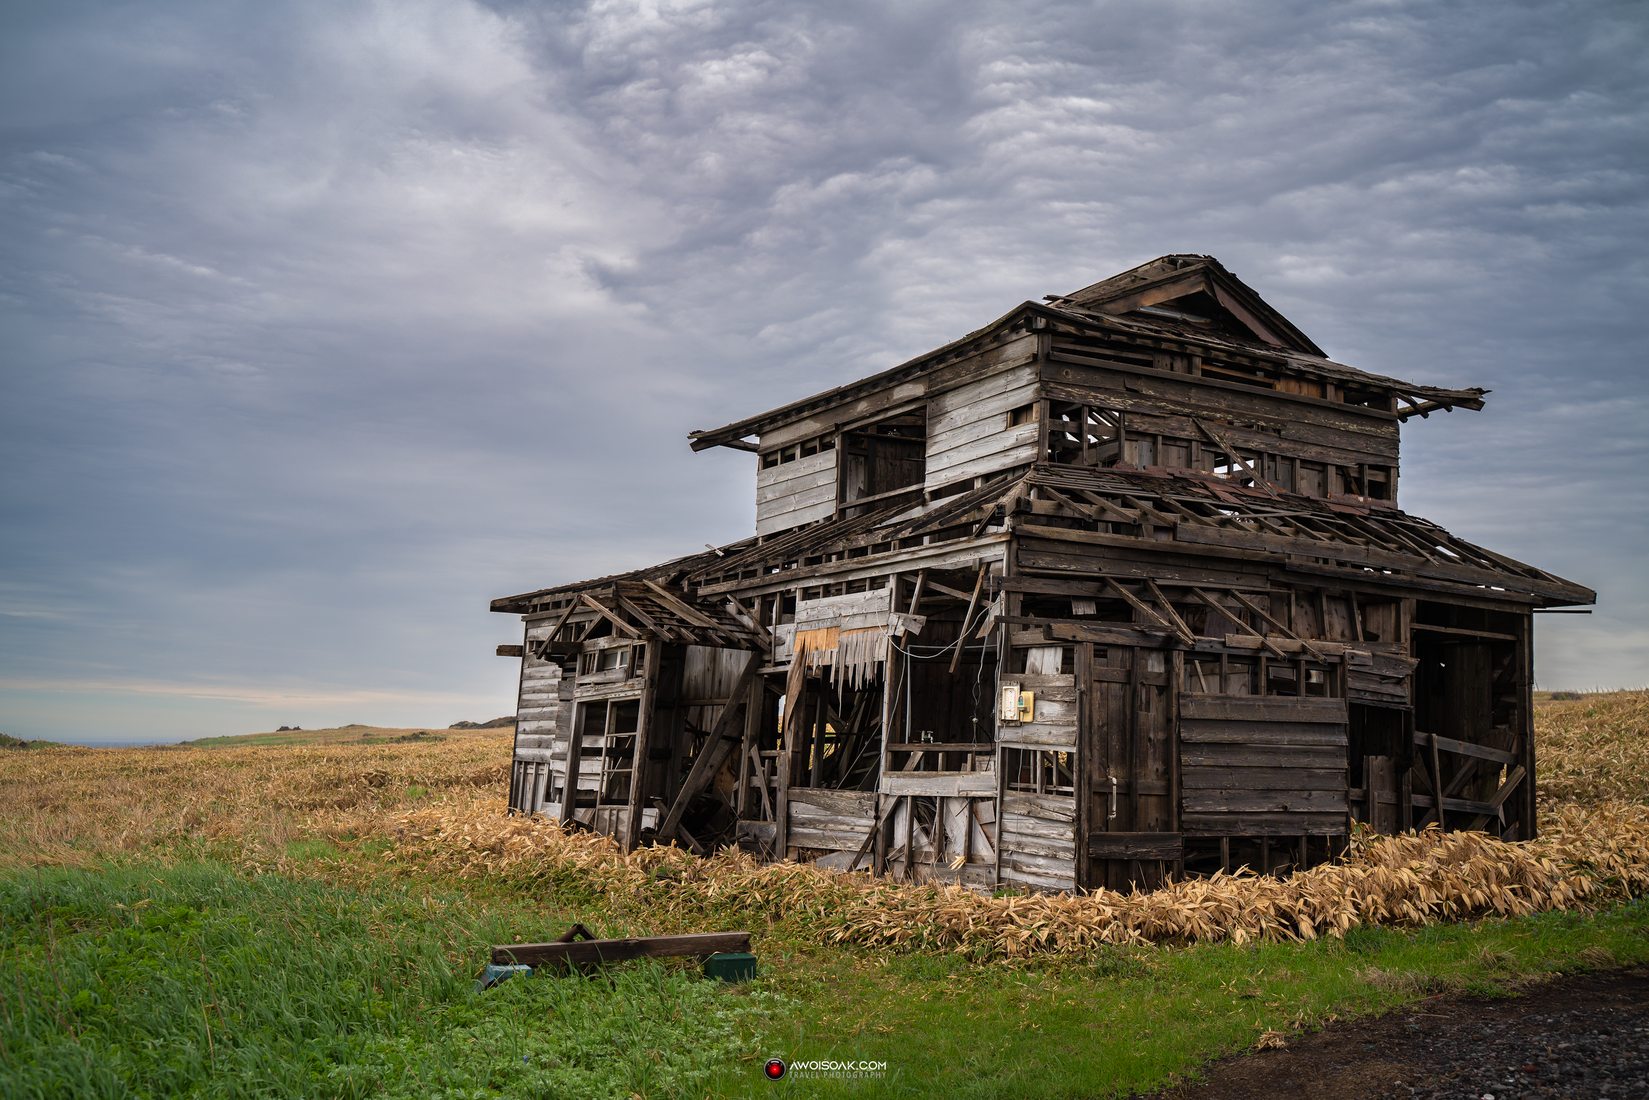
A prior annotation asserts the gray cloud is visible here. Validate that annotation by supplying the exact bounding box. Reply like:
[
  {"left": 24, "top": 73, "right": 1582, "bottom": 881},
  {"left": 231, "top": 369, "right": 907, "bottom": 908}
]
[{"left": 3, "top": 0, "right": 1646, "bottom": 740}]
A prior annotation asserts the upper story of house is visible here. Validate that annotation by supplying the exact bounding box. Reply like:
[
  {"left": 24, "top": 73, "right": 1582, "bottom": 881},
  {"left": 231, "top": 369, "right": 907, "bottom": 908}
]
[{"left": 688, "top": 255, "right": 1489, "bottom": 538}]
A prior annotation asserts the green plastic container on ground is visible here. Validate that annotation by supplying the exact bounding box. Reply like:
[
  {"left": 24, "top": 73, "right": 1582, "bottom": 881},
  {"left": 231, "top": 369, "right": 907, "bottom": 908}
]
[{"left": 703, "top": 951, "right": 758, "bottom": 982}]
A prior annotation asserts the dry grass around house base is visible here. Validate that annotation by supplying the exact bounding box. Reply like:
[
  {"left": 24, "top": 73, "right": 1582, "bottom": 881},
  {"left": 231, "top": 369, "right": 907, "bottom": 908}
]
[{"left": 1, "top": 695, "right": 1646, "bottom": 953}]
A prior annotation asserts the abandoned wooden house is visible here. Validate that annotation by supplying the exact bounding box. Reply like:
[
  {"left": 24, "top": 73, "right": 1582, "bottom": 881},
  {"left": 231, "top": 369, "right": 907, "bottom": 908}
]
[{"left": 492, "top": 254, "right": 1594, "bottom": 892}]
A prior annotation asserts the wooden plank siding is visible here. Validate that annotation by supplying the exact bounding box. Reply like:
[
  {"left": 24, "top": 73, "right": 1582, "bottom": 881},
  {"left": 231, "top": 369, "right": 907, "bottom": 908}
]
[
  {"left": 755, "top": 447, "right": 837, "bottom": 536},
  {"left": 998, "top": 790, "right": 1078, "bottom": 891},
  {"left": 786, "top": 788, "right": 876, "bottom": 853},
  {"left": 1178, "top": 695, "right": 1349, "bottom": 836},
  {"left": 924, "top": 362, "right": 1041, "bottom": 491}
]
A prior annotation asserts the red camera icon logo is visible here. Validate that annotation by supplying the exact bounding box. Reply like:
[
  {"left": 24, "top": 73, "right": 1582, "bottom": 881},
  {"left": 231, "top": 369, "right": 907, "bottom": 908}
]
[{"left": 764, "top": 1058, "right": 786, "bottom": 1080}]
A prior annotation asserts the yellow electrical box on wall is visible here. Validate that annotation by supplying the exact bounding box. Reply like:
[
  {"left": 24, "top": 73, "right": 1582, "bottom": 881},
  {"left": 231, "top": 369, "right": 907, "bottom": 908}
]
[{"left": 998, "top": 685, "right": 1035, "bottom": 723}]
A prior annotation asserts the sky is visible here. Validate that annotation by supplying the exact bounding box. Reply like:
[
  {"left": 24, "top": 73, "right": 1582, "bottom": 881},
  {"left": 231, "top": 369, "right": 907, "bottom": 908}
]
[{"left": 2, "top": 0, "right": 1645, "bottom": 744}]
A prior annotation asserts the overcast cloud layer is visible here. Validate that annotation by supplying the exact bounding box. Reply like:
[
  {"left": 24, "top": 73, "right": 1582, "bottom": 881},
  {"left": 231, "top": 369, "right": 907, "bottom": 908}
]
[{"left": 3, "top": 0, "right": 1645, "bottom": 743}]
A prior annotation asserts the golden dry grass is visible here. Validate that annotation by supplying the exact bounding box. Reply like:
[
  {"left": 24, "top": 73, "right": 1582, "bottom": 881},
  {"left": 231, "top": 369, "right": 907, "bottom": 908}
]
[
  {"left": 1534, "top": 690, "right": 1649, "bottom": 806},
  {"left": 0, "top": 725, "right": 510, "bottom": 868},
  {"left": 1, "top": 695, "right": 1645, "bottom": 956}
]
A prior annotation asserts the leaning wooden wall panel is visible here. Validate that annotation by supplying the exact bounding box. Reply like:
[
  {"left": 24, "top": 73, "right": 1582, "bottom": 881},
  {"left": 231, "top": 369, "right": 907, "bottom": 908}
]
[
  {"left": 512, "top": 619, "right": 568, "bottom": 815},
  {"left": 755, "top": 447, "right": 838, "bottom": 536},
  {"left": 681, "top": 645, "right": 748, "bottom": 728},
  {"left": 924, "top": 362, "right": 1041, "bottom": 491}
]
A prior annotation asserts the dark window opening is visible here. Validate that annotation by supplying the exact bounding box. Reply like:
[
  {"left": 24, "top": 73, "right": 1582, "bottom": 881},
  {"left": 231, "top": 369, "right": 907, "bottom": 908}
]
[{"left": 840, "top": 410, "right": 925, "bottom": 509}]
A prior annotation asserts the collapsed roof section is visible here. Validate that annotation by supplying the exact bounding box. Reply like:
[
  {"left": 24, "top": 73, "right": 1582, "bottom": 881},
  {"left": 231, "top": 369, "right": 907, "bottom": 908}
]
[{"left": 493, "top": 463, "right": 1592, "bottom": 619}]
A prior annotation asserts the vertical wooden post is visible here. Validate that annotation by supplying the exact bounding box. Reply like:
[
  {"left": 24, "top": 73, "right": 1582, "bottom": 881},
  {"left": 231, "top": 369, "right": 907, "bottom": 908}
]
[
  {"left": 508, "top": 618, "right": 529, "bottom": 813},
  {"left": 1519, "top": 612, "right": 1537, "bottom": 840},
  {"left": 1168, "top": 649, "right": 1183, "bottom": 836},
  {"left": 1074, "top": 639, "right": 1093, "bottom": 890},
  {"left": 623, "top": 640, "right": 663, "bottom": 850}
]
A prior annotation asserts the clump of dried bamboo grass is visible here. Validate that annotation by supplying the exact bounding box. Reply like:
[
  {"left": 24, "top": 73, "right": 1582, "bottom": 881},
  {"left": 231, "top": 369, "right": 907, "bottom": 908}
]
[
  {"left": 4, "top": 693, "right": 1644, "bottom": 958},
  {"left": 383, "top": 793, "right": 1649, "bottom": 957},
  {"left": 368, "top": 691, "right": 1649, "bottom": 956}
]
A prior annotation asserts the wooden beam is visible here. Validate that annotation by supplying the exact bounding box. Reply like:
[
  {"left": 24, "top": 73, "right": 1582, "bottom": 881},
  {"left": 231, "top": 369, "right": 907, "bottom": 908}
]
[
  {"left": 492, "top": 931, "right": 752, "bottom": 970},
  {"left": 1410, "top": 622, "right": 1519, "bottom": 643},
  {"left": 949, "top": 564, "right": 989, "bottom": 675},
  {"left": 542, "top": 598, "right": 583, "bottom": 647},
  {"left": 1191, "top": 416, "right": 1281, "bottom": 497},
  {"left": 657, "top": 653, "right": 762, "bottom": 843},
  {"left": 611, "top": 591, "right": 676, "bottom": 642},
  {"left": 1220, "top": 587, "right": 1327, "bottom": 662},
  {"left": 1189, "top": 588, "right": 1288, "bottom": 659},
  {"left": 1413, "top": 731, "right": 1518, "bottom": 767},
  {"left": 1104, "top": 576, "right": 1194, "bottom": 648},
  {"left": 1144, "top": 578, "right": 1197, "bottom": 646},
  {"left": 922, "top": 578, "right": 975, "bottom": 602},
  {"left": 579, "top": 594, "right": 642, "bottom": 639},
  {"left": 640, "top": 579, "right": 722, "bottom": 631}
]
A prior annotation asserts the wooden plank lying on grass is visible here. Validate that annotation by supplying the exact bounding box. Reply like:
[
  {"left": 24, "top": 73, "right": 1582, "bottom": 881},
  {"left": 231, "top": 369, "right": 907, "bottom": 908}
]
[{"left": 492, "top": 931, "right": 751, "bottom": 970}]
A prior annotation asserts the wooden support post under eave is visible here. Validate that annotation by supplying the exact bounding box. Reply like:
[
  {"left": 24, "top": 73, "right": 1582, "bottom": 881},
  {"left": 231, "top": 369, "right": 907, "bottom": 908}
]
[
  {"left": 776, "top": 645, "right": 810, "bottom": 861},
  {"left": 1520, "top": 612, "right": 1538, "bottom": 840},
  {"left": 1073, "top": 637, "right": 1092, "bottom": 890},
  {"left": 508, "top": 618, "right": 529, "bottom": 813}
]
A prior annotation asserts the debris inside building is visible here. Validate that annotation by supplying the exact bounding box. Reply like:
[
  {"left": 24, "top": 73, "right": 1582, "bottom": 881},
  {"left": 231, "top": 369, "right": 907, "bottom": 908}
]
[{"left": 491, "top": 254, "right": 1594, "bottom": 893}]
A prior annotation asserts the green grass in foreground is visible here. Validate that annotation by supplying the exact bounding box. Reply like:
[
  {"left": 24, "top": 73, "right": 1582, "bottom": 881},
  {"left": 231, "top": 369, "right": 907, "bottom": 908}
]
[
  {"left": 0, "top": 863, "right": 790, "bottom": 1099},
  {"left": 1, "top": 860, "right": 1645, "bottom": 1099}
]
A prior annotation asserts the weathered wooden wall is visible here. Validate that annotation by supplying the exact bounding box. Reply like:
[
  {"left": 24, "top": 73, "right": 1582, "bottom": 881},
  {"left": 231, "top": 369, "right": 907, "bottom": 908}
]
[
  {"left": 756, "top": 446, "right": 837, "bottom": 536},
  {"left": 1178, "top": 695, "right": 1349, "bottom": 837},
  {"left": 509, "top": 618, "right": 571, "bottom": 816},
  {"left": 924, "top": 360, "right": 1040, "bottom": 491}
]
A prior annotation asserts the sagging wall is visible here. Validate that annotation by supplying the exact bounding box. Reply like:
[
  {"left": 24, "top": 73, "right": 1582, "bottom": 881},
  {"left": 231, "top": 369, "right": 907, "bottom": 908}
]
[
  {"left": 756, "top": 441, "right": 837, "bottom": 537},
  {"left": 924, "top": 359, "right": 1040, "bottom": 491},
  {"left": 508, "top": 618, "right": 571, "bottom": 817},
  {"left": 507, "top": 604, "right": 761, "bottom": 848}
]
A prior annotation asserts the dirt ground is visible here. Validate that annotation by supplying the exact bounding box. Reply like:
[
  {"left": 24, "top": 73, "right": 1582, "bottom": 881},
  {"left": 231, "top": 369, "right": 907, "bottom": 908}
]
[{"left": 1152, "top": 966, "right": 1649, "bottom": 1099}]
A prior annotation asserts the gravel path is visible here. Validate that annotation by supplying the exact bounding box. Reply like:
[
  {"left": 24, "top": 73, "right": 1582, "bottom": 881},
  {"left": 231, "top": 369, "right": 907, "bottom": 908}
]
[{"left": 1151, "top": 966, "right": 1649, "bottom": 1099}]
